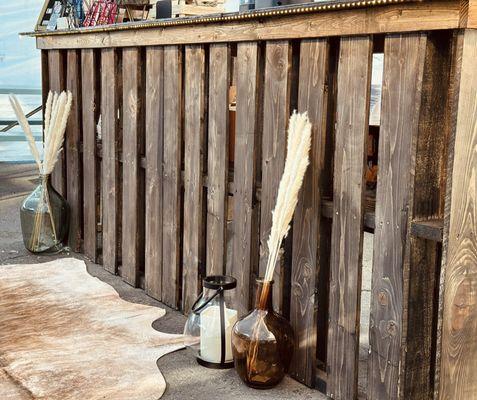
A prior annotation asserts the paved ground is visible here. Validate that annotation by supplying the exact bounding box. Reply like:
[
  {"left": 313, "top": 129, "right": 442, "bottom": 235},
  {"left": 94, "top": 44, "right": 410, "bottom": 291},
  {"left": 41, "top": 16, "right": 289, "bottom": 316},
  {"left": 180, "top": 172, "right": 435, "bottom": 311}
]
[{"left": 0, "top": 163, "right": 326, "bottom": 400}]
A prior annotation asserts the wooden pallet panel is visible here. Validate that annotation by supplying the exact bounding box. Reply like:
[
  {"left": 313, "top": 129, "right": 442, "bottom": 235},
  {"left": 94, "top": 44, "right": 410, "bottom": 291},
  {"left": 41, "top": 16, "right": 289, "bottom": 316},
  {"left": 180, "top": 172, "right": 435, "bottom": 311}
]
[
  {"left": 439, "top": 29, "right": 477, "bottom": 400},
  {"left": 144, "top": 46, "right": 164, "bottom": 300},
  {"left": 206, "top": 44, "right": 230, "bottom": 276},
  {"left": 101, "top": 48, "right": 121, "bottom": 274},
  {"left": 162, "top": 46, "right": 183, "bottom": 309},
  {"left": 230, "top": 42, "right": 261, "bottom": 316},
  {"left": 47, "top": 50, "right": 66, "bottom": 196},
  {"left": 82, "top": 49, "right": 99, "bottom": 262},
  {"left": 326, "top": 35, "right": 372, "bottom": 400},
  {"left": 122, "top": 47, "right": 144, "bottom": 287},
  {"left": 259, "top": 40, "right": 292, "bottom": 314},
  {"left": 289, "top": 38, "right": 329, "bottom": 387},
  {"left": 368, "top": 33, "right": 427, "bottom": 400},
  {"left": 65, "top": 49, "right": 82, "bottom": 252},
  {"left": 183, "top": 45, "right": 206, "bottom": 313}
]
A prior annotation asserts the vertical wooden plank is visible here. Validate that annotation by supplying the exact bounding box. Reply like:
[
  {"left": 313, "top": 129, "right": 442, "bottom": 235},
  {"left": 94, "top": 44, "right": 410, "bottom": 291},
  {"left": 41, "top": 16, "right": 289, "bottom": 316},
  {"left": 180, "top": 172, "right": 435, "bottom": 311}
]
[
  {"left": 65, "top": 50, "right": 82, "bottom": 252},
  {"left": 207, "top": 44, "right": 230, "bottom": 276},
  {"left": 41, "top": 50, "right": 49, "bottom": 134},
  {"left": 368, "top": 33, "right": 427, "bottom": 400},
  {"left": 183, "top": 45, "right": 206, "bottom": 313},
  {"left": 82, "top": 49, "right": 99, "bottom": 262},
  {"left": 48, "top": 50, "right": 66, "bottom": 196},
  {"left": 145, "top": 46, "right": 164, "bottom": 300},
  {"left": 326, "top": 35, "right": 372, "bottom": 400},
  {"left": 259, "top": 40, "right": 292, "bottom": 314},
  {"left": 101, "top": 48, "right": 120, "bottom": 274},
  {"left": 231, "top": 42, "right": 261, "bottom": 316},
  {"left": 289, "top": 38, "right": 329, "bottom": 387},
  {"left": 439, "top": 29, "right": 477, "bottom": 400},
  {"left": 162, "top": 46, "right": 183, "bottom": 309},
  {"left": 122, "top": 47, "right": 144, "bottom": 287},
  {"left": 401, "top": 31, "right": 454, "bottom": 400}
]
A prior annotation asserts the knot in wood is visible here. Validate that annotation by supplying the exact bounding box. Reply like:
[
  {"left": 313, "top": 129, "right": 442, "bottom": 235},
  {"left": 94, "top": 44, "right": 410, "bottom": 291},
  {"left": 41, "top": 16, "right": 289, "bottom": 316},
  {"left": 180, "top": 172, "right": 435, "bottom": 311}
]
[
  {"left": 386, "top": 320, "right": 397, "bottom": 336},
  {"left": 378, "top": 290, "right": 388, "bottom": 306}
]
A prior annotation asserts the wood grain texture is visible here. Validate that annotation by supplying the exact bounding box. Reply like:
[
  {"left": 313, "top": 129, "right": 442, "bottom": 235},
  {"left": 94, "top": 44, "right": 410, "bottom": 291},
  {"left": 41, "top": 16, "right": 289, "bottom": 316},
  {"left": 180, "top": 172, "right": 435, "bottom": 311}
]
[
  {"left": 36, "top": 1, "right": 461, "bottom": 49},
  {"left": 230, "top": 42, "right": 261, "bottom": 316},
  {"left": 326, "top": 35, "right": 372, "bottom": 400},
  {"left": 183, "top": 45, "right": 206, "bottom": 313},
  {"left": 468, "top": 0, "right": 477, "bottom": 28},
  {"left": 101, "top": 48, "right": 121, "bottom": 274},
  {"left": 47, "top": 50, "right": 66, "bottom": 196},
  {"left": 289, "top": 38, "right": 329, "bottom": 387},
  {"left": 144, "top": 46, "right": 164, "bottom": 301},
  {"left": 439, "top": 29, "right": 477, "bottom": 400},
  {"left": 259, "top": 40, "right": 292, "bottom": 315},
  {"left": 122, "top": 47, "right": 144, "bottom": 287},
  {"left": 368, "top": 33, "right": 427, "bottom": 400},
  {"left": 81, "top": 49, "right": 99, "bottom": 262},
  {"left": 401, "top": 31, "right": 453, "bottom": 400},
  {"left": 206, "top": 44, "right": 230, "bottom": 276},
  {"left": 162, "top": 46, "right": 183, "bottom": 309},
  {"left": 65, "top": 49, "right": 82, "bottom": 252},
  {"left": 41, "top": 50, "right": 49, "bottom": 135}
]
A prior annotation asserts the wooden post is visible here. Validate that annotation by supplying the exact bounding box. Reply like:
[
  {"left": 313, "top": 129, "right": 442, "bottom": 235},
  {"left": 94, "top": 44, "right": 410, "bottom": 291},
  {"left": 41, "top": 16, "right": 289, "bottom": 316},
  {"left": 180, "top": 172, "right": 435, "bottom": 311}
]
[
  {"left": 438, "top": 29, "right": 477, "bottom": 400},
  {"left": 144, "top": 46, "right": 164, "bottom": 300}
]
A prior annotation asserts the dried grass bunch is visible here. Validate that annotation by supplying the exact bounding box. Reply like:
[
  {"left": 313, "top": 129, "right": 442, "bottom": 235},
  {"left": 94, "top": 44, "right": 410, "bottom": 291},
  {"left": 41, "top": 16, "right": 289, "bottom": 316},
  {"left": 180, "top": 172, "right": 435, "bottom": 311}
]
[
  {"left": 9, "top": 90, "right": 73, "bottom": 175},
  {"left": 263, "top": 111, "right": 312, "bottom": 284}
]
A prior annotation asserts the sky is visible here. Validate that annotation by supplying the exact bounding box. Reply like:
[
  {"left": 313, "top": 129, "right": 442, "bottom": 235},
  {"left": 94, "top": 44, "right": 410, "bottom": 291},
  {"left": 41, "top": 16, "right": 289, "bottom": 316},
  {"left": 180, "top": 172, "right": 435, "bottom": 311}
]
[{"left": 0, "top": 0, "right": 44, "bottom": 89}]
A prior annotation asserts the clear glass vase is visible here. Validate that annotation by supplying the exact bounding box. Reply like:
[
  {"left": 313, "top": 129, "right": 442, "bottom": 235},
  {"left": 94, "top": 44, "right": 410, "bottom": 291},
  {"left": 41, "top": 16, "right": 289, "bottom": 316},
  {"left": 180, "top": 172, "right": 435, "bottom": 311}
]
[
  {"left": 231, "top": 279, "right": 294, "bottom": 389},
  {"left": 20, "top": 175, "right": 69, "bottom": 253}
]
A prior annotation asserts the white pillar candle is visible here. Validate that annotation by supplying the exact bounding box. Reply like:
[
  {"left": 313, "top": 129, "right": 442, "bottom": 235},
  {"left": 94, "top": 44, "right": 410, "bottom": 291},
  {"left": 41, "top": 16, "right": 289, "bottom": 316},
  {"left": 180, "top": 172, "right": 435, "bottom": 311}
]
[{"left": 200, "top": 305, "right": 238, "bottom": 363}]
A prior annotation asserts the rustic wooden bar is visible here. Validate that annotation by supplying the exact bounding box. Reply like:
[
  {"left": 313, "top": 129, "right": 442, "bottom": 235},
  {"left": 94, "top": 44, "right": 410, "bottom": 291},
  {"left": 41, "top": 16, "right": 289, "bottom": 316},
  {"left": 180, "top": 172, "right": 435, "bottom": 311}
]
[{"left": 29, "top": 0, "right": 477, "bottom": 398}]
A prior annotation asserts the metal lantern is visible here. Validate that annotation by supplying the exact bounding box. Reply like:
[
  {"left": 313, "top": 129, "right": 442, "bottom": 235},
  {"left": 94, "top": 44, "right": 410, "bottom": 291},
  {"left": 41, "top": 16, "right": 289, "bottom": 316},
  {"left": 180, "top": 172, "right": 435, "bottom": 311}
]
[{"left": 183, "top": 276, "right": 238, "bottom": 369}]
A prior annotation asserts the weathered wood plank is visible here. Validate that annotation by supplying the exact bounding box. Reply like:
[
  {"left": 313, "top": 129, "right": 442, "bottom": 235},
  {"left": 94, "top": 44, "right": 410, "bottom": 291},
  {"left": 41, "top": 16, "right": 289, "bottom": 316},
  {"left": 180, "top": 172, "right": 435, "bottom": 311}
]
[
  {"left": 36, "top": 1, "right": 461, "bottom": 50},
  {"left": 230, "top": 42, "right": 261, "bottom": 316},
  {"left": 82, "top": 49, "right": 99, "bottom": 262},
  {"left": 289, "top": 38, "right": 329, "bottom": 387},
  {"left": 101, "top": 48, "right": 121, "bottom": 274},
  {"left": 65, "top": 49, "right": 82, "bottom": 252},
  {"left": 144, "top": 46, "right": 164, "bottom": 300},
  {"left": 368, "top": 33, "right": 427, "bottom": 400},
  {"left": 162, "top": 46, "right": 183, "bottom": 309},
  {"left": 259, "top": 40, "right": 292, "bottom": 315},
  {"left": 47, "top": 50, "right": 66, "bottom": 196},
  {"left": 122, "top": 47, "right": 144, "bottom": 287},
  {"left": 326, "top": 35, "right": 372, "bottom": 400},
  {"left": 439, "top": 29, "right": 477, "bottom": 400},
  {"left": 401, "top": 31, "right": 454, "bottom": 400},
  {"left": 206, "top": 44, "right": 230, "bottom": 276},
  {"left": 183, "top": 45, "right": 206, "bottom": 313},
  {"left": 41, "top": 50, "right": 49, "bottom": 134}
]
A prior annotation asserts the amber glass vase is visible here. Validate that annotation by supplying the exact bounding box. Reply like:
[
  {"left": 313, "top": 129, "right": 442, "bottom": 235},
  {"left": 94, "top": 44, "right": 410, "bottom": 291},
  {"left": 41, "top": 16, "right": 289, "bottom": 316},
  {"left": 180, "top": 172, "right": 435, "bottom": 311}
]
[{"left": 231, "top": 279, "right": 294, "bottom": 389}]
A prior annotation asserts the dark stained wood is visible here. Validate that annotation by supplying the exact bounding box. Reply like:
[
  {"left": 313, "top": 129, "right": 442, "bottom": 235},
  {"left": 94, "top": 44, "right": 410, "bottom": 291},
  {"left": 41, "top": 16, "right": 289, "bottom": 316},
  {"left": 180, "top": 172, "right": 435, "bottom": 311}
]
[
  {"left": 47, "top": 50, "right": 66, "bottom": 196},
  {"left": 230, "top": 42, "right": 261, "bottom": 316},
  {"left": 65, "top": 49, "right": 82, "bottom": 252},
  {"left": 183, "top": 45, "right": 206, "bottom": 313},
  {"left": 121, "top": 47, "right": 144, "bottom": 287},
  {"left": 368, "top": 33, "right": 427, "bottom": 400},
  {"left": 41, "top": 50, "right": 49, "bottom": 135},
  {"left": 81, "top": 49, "right": 99, "bottom": 262},
  {"left": 289, "top": 38, "right": 329, "bottom": 387},
  {"left": 326, "top": 35, "right": 372, "bottom": 400},
  {"left": 400, "top": 31, "right": 454, "bottom": 400},
  {"left": 162, "top": 46, "right": 183, "bottom": 309},
  {"left": 144, "top": 46, "right": 164, "bottom": 300},
  {"left": 206, "top": 44, "right": 230, "bottom": 276},
  {"left": 259, "top": 40, "right": 292, "bottom": 314},
  {"left": 101, "top": 48, "right": 121, "bottom": 274},
  {"left": 439, "top": 29, "right": 477, "bottom": 400}
]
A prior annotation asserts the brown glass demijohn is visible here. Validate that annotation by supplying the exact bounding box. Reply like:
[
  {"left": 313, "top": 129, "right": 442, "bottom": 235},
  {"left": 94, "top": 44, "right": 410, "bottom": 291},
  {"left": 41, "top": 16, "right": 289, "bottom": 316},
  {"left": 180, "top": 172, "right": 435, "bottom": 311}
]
[{"left": 231, "top": 279, "right": 294, "bottom": 389}]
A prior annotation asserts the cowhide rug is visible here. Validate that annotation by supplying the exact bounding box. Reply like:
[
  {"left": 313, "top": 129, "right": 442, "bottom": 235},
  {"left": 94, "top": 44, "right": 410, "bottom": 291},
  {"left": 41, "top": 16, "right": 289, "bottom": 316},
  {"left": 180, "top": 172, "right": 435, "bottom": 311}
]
[{"left": 0, "top": 258, "right": 184, "bottom": 400}]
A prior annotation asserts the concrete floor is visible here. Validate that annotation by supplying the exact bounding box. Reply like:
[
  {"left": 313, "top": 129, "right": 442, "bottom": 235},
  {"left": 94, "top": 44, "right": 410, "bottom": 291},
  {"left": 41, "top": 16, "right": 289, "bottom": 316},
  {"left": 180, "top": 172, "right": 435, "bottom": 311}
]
[{"left": 0, "top": 163, "right": 325, "bottom": 400}]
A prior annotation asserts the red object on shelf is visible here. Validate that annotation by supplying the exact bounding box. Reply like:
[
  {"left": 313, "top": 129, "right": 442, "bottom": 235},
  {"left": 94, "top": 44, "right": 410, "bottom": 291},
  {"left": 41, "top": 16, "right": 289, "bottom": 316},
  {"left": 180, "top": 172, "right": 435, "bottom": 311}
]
[{"left": 83, "top": 0, "right": 118, "bottom": 27}]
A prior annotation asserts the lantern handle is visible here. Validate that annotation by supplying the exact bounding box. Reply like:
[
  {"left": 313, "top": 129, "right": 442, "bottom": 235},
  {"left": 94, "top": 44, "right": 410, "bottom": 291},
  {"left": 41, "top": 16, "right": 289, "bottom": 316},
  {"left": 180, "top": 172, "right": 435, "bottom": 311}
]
[{"left": 191, "top": 287, "right": 223, "bottom": 315}]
